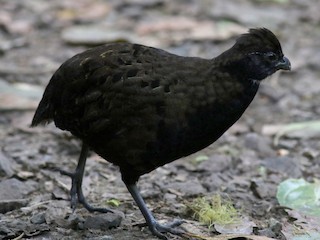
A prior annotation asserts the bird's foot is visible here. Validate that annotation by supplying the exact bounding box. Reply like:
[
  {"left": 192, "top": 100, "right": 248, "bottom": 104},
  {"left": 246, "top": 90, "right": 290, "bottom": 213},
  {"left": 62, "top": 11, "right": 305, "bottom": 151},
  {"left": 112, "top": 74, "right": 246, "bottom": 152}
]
[
  {"left": 59, "top": 169, "right": 113, "bottom": 213},
  {"left": 77, "top": 190, "right": 113, "bottom": 213},
  {"left": 148, "top": 219, "right": 186, "bottom": 240}
]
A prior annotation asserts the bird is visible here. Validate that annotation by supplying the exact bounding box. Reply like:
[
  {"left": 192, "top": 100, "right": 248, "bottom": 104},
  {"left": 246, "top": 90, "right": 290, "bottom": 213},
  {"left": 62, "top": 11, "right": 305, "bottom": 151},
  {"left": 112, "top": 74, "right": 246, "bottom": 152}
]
[{"left": 31, "top": 28, "right": 291, "bottom": 239}]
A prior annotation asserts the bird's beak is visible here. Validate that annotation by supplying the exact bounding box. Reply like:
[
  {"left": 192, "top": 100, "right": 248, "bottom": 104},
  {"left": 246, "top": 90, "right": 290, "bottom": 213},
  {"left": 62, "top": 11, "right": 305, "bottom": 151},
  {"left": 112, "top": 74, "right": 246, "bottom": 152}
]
[{"left": 276, "top": 56, "right": 291, "bottom": 70}]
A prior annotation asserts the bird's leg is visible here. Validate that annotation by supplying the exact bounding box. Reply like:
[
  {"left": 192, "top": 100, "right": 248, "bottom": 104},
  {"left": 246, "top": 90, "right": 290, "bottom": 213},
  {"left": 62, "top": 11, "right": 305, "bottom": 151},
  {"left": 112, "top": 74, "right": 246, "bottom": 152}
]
[
  {"left": 126, "top": 184, "right": 185, "bottom": 240},
  {"left": 60, "top": 142, "right": 113, "bottom": 213}
]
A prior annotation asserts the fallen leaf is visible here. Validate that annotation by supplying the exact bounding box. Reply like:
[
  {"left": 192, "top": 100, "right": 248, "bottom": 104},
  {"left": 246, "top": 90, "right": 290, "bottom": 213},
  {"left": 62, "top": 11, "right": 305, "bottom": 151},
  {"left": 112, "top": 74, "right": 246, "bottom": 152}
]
[
  {"left": 282, "top": 210, "right": 320, "bottom": 240},
  {"left": 262, "top": 121, "right": 320, "bottom": 146},
  {"left": 277, "top": 178, "right": 320, "bottom": 216},
  {"left": 215, "top": 217, "right": 256, "bottom": 234}
]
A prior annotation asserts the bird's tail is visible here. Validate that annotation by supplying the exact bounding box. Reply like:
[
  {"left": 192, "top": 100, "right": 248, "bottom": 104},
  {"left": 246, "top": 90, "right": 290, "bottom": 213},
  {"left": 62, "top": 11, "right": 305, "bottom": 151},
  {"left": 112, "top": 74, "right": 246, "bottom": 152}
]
[{"left": 31, "top": 91, "right": 54, "bottom": 127}]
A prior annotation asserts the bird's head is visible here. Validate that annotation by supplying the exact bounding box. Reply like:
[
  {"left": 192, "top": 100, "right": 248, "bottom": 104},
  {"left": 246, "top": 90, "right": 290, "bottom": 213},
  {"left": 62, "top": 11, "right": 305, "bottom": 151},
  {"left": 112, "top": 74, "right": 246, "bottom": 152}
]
[{"left": 218, "top": 28, "right": 291, "bottom": 81}]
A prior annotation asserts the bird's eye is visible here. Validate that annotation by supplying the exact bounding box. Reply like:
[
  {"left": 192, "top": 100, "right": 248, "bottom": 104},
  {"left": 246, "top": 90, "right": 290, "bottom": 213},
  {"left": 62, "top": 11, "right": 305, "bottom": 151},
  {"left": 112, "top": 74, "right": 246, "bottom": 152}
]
[{"left": 265, "top": 52, "right": 277, "bottom": 61}]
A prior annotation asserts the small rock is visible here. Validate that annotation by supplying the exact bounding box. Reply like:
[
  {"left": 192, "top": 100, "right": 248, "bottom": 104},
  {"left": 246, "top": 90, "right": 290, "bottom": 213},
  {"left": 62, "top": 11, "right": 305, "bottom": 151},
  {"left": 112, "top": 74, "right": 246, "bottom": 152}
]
[
  {"left": 0, "top": 178, "right": 36, "bottom": 201},
  {"left": 258, "top": 218, "right": 282, "bottom": 238},
  {"left": 61, "top": 26, "right": 132, "bottom": 45},
  {"left": 277, "top": 148, "right": 290, "bottom": 156},
  {"left": 84, "top": 214, "right": 123, "bottom": 230},
  {"left": 163, "top": 193, "right": 177, "bottom": 201},
  {"left": 202, "top": 174, "right": 226, "bottom": 192},
  {"left": 0, "top": 199, "right": 28, "bottom": 214},
  {"left": 197, "top": 154, "right": 232, "bottom": 173},
  {"left": 250, "top": 180, "right": 276, "bottom": 199},
  {"left": 0, "top": 80, "right": 42, "bottom": 110},
  {"left": 270, "top": 219, "right": 282, "bottom": 234},
  {"left": 228, "top": 122, "right": 250, "bottom": 135},
  {"left": 302, "top": 147, "right": 319, "bottom": 160},
  {"left": 277, "top": 139, "right": 298, "bottom": 149},
  {"left": 30, "top": 212, "right": 46, "bottom": 224},
  {"left": 16, "top": 171, "right": 34, "bottom": 179},
  {"left": 258, "top": 228, "right": 277, "bottom": 238},
  {"left": 0, "top": 224, "right": 14, "bottom": 236},
  {"left": 244, "top": 132, "right": 275, "bottom": 157},
  {"left": 44, "top": 200, "right": 71, "bottom": 224},
  {"left": 86, "top": 235, "right": 114, "bottom": 240},
  {"left": 166, "top": 179, "right": 206, "bottom": 196},
  {"left": 2, "top": 219, "right": 50, "bottom": 237},
  {"left": 0, "top": 150, "right": 15, "bottom": 177},
  {"left": 44, "top": 181, "right": 54, "bottom": 192},
  {"left": 64, "top": 214, "right": 86, "bottom": 230},
  {"left": 262, "top": 156, "right": 302, "bottom": 178}
]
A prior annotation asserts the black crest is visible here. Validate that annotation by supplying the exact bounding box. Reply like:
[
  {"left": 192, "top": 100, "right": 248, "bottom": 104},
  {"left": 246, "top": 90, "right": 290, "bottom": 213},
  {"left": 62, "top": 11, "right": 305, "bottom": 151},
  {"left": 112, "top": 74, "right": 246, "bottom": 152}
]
[{"left": 235, "top": 28, "right": 283, "bottom": 54}]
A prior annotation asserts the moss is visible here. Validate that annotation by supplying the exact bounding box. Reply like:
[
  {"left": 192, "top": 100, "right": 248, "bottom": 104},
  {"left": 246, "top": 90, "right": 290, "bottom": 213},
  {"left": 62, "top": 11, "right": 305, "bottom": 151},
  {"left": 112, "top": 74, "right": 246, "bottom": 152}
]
[{"left": 187, "top": 195, "right": 239, "bottom": 228}]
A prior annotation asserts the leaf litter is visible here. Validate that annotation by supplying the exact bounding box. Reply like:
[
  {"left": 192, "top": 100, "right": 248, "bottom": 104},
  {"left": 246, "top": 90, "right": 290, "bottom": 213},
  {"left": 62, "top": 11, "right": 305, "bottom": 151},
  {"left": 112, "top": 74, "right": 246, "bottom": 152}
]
[{"left": 0, "top": 0, "right": 319, "bottom": 239}]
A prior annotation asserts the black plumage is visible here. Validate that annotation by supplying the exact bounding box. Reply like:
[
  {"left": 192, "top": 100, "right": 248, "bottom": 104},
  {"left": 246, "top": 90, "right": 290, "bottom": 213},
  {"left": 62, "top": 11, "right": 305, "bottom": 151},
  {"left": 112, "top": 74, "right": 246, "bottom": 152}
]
[{"left": 32, "top": 28, "right": 290, "bottom": 239}]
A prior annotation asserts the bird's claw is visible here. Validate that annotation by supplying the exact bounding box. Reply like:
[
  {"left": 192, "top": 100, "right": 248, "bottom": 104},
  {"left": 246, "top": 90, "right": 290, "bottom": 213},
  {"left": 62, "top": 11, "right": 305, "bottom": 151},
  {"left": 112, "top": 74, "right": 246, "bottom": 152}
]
[
  {"left": 59, "top": 168, "right": 113, "bottom": 213},
  {"left": 148, "top": 220, "right": 186, "bottom": 240}
]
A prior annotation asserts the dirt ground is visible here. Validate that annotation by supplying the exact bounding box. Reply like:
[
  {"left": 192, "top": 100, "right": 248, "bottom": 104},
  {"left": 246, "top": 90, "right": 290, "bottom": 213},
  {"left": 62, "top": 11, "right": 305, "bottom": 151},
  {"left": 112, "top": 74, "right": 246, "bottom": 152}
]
[{"left": 1, "top": 0, "right": 320, "bottom": 239}]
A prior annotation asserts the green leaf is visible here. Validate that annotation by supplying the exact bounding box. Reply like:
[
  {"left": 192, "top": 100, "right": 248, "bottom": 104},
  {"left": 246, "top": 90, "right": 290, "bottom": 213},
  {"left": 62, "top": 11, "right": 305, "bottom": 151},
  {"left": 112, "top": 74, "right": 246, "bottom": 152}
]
[
  {"left": 106, "top": 198, "right": 121, "bottom": 207},
  {"left": 277, "top": 178, "right": 320, "bottom": 216},
  {"left": 194, "top": 155, "right": 209, "bottom": 163}
]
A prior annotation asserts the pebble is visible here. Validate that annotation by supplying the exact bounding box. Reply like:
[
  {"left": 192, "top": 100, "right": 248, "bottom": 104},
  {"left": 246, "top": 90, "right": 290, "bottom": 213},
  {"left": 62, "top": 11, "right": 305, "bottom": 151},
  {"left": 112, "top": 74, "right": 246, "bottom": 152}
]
[
  {"left": 202, "top": 174, "right": 227, "bottom": 192},
  {"left": 84, "top": 214, "right": 123, "bottom": 230},
  {"left": 250, "top": 180, "right": 276, "bottom": 199},
  {"left": 165, "top": 179, "right": 206, "bottom": 197},
  {"left": 0, "top": 150, "right": 15, "bottom": 177},
  {"left": 0, "top": 199, "right": 29, "bottom": 214},
  {"left": 262, "top": 156, "right": 302, "bottom": 178},
  {"left": 302, "top": 147, "right": 319, "bottom": 160},
  {"left": 44, "top": 200, "right": 71, "bottom": 225},
  {"left": 197, "top": 154, "right": 232, "bottom": 172},
  {"left": 86, "top": 236, "right": 114, "bottom": 240},
  {"left": 61, "top": 26, "right": 132, "bottom": 45},
  {"left": 30, "top": 212, "right": 46, "bottom": 224},
  {"left": 244, "top": 132, "right": 275, "bottom": 157},
  {"left": 0, "top": 178, "right": 36, "bottom": 201}
]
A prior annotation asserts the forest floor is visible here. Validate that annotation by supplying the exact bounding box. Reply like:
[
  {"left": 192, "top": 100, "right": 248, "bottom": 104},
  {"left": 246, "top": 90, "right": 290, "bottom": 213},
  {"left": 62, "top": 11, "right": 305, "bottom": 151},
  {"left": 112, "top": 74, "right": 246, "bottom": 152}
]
[{"left": 0, "top": 0, "right": 320, "bottom": 239}]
